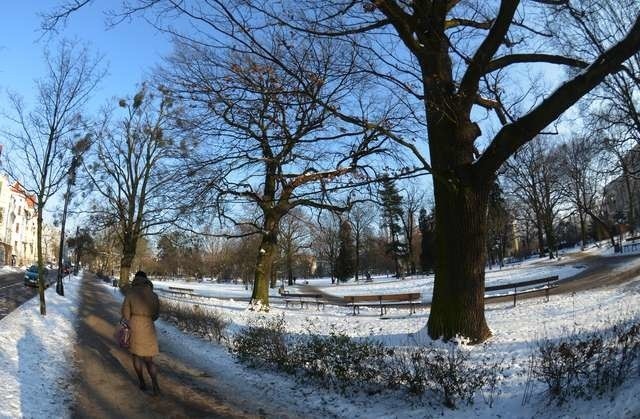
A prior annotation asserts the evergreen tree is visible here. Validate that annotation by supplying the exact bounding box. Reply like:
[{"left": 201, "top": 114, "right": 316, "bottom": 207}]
[
  {"left": 335, "top": 220, "right": 355, "bottom": 282},
  {"left": 486, "top": 182, "right": 512, "bottom": 267},
  {"left": 418, "top": 208, "right": 435, "bottom": 274},
  {"left": 379, "top": 177, "right": 406, "bottom": 276}
]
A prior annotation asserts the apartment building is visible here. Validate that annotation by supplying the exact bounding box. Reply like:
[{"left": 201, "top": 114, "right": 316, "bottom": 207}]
[
  {"left": 603, "top": 145, "right": 640, "bottom": 227},
  {"left": 0, "top": 174, "right": 38, "bottom": 266}
]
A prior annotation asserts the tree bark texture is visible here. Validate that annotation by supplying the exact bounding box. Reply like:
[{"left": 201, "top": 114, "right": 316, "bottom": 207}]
[
  {"left": 119, "top": 240, "right": 137, "bottom": 288},
  {"left": 250, "top": 215, "right": 279, "bottom": 308},
  {"left": 37, "top": 207, "right": 46, "bottom": 315},
  {"left": 427, "top": 178, "right": 491, "bottom": 343}
]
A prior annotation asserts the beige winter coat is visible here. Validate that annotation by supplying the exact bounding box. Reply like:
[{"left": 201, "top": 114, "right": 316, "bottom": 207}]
[{"left": 121, "top": 281, "right": 160, "bottom": 357}]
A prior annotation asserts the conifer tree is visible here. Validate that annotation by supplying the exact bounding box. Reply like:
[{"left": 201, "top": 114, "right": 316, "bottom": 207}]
[
  {"left": 418, "top": 208, "right": 435, "bottom": 274},
  {"left": 335, "top": 220, "right": 356, "bottom": 282},
  {"left": 379, "top": 177, "right": 406, "bottom": 277}
]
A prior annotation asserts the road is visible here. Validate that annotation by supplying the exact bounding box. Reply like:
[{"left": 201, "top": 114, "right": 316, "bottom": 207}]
[{"left": 0, "top": 269, "right": 56, "bottom": 320}]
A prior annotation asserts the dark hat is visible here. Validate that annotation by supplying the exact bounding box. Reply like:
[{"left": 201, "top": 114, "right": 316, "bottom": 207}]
[{"left": 134, "top": 270, "right": 147, "bottom": 278}]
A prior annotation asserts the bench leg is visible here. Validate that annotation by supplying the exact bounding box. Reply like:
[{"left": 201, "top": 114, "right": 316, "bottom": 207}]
[{"left": 513, "top": 288, "right": 517, "bottom": 307}]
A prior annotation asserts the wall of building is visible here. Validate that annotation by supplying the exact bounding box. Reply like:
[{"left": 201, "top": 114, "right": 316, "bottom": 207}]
[{"left": 0, "top": 174, "right": 48, "bottom": 267}]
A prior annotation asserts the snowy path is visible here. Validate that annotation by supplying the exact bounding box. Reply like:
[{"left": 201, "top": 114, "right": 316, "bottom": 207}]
[{"left": 70, "top": 275, "right": 277, "bottom": 418}]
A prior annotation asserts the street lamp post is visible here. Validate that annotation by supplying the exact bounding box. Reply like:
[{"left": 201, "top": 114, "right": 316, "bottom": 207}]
[{"left": 56, "top": 155, "right": 80, "bottom": 296}]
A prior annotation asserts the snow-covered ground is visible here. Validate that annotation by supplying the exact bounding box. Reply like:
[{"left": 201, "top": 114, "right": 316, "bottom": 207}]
[
  {"left": 153, "top": 254, "right": 587, "bottom": 303},
  {"left": 0, "top": 266, "right": 25, "bottom": 275},
  {"left": 1, "top": 254, "right": 639, "bottom": 418},
  {"left": 154, "top": 280, "right": 640, "bottom": 419},
  {"left": 0, "top": 275, "right": 81, "bottom": 419},
  {"left": 150, "top": 253, "right": 640, "bottom": 418}
]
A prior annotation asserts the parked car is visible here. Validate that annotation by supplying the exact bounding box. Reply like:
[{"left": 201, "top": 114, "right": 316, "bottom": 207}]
[{"left": 24, "top": 265, "right": 50, "bottom": 287}]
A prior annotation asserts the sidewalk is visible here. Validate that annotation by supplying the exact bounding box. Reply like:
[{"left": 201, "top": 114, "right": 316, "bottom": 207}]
[{"left": 70, "top": 275, "right": 263, "bottom": 419}]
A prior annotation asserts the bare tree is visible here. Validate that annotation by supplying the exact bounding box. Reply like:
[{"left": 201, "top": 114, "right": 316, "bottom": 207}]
[
  {"left": 55, "top": 137, "right": 91, "bottom": 296},
  {"left": 311, "top": 212, "right": 342, "bottom": 283},
  {"left": 503, "top": 137, "right": 564, "bottom": 259},
  {"left": 163, "top": 35, "right": 386, "bottom": 308},
  {"left": 251, "top": 0, "right": 640, "bottom": 341},
  {"left": 44, "top": 0, "right": 640, "bottom": 343},
  {"left": 558, "top": 135, "right": 616, "bottom": 248},
  {"left": 1, "top": 40, "right": 102, "bottom": 314},
  {"left": 347, "top": 201, "right": 377, "bottom": 281},
  {"left": 277, "top": 210, "right": 311, "bottom": 287},
  {"left": 83, "top": 85, "right": 188, "bottom": 287},
  {"left": 399, "top": 182, "right": 426, "bottom": 275}
]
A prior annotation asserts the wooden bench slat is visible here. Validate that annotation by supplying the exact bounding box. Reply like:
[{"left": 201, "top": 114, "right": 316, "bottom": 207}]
[
  {"left": 485, "top": 275, "right": 559, "bottom": 292},
  {"left": 342, "top": 292, "right": 421, "bottom": 316},
  {"left": 279, "top": 290, "right": 327, "bottom": 310},
  {"left": 484, "top": 275, "right": 560, "bottom": 307}
]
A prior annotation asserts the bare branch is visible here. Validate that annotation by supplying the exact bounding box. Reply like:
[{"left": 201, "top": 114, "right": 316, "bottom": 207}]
[{"left": 485, "top": 53, "right": 588, "bottom": 73}]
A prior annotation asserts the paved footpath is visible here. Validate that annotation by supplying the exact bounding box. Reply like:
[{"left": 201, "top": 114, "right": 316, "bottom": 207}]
[{"left": 71, "top": 275, "right": 270, "bottom": 419}]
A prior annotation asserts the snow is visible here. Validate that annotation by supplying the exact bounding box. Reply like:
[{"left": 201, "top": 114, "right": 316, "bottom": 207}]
[
  {"left": 153, "top": 256, "right": 586, "bottom": 304},
  {"left": 147, "top": 253, "right": 640, "bottom": 418},
  {"left": 1, "top": 253, "right": 639, "bottom": 418},
  {"left": 0, "top": 275, "right": 81, "bottom": 419}
]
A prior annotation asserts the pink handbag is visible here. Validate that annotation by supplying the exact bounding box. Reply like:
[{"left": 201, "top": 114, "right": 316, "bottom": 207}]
[{"left": 115, "top": 318, "right": 131, "bottom": 348}]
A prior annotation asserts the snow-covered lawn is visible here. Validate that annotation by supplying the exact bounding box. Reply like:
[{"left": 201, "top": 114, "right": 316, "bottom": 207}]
[
  {"left": 2, "top": 255, "right": 639, "bottom": 418},
  {"left": 0, "top": 275, "right": 81, "bottom": 419},
  {"left": 152, "top": 256, "right": 640, "bottom": 418},
  {"left": 153, "top": 254, "right": 587, "bottom": 303}
]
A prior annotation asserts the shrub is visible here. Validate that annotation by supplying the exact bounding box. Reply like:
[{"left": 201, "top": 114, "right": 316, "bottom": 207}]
[
  {"left": 422, "top": 343, "right": 503, "bottom": 409},
  {"left": 231, "top": 314, "right": 293, "bottom": 372},
  {"left": 294, "top": 327, "right": 394, "bottom": 390},
  {"left": 531, "top": 319, "right": 640, "bottom": 405},
  {"left": 231, "top": 319, "right": 505, "bottom": 408},
  {"left": 160, "top": 299, "right": 229, "bottom": 343}
]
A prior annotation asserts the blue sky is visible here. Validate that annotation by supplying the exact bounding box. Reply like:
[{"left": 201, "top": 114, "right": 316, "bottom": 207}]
[
  {"left": 0, "top": 2, "right": 174, "bottom": 226},
  {"left": 0, "top": 2, "right": 172, "bottom": 112}
]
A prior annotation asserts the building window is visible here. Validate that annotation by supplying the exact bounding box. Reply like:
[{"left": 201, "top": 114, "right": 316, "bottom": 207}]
[{"left": 15, "top": 223, "right": 19, "bottom": 233}]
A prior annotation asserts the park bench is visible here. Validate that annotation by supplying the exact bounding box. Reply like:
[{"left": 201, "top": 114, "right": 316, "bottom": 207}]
[
  {"left": 166, "top": 286, "right": 196, "bottom": 296},
  {"left": 279, "top": 289, "right": 327, "bottom": 310},
  {"left": 484, "top": 275, "right": 559, "bottom": 307},
  {"left": 343, "top": 292, "right": 422, "bottom": 316},
  {"left": 622, "top": 242, "right": 640, "bottom": 253}
]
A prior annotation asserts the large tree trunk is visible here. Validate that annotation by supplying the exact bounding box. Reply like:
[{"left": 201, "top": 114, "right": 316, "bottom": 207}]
[
  {"left": 427, "top": 179, "right": 492, "bottom": 343},
  {"left": 250, "top": 215, "right": 279, "bottom": 309},
  {"left": 578, "top": 210, "right": 586, "bottom": 250},
  {"left": 37, "top": 203, "right": 46, "bottom": 316},
  {"left": 354, "top": 232, "right": 360, "bottom": 281},
  {"left": 544, "top": 211, "right": 556, "bottom": 259},
  {"left": 536, "top": 217, "right": 546, "bottom": 257},
  {"left": 119, "top": 257, "right": 133, "bottom": 288},
  {"left": 119, "top": 239, "right": 137, "bottom": 288},
  {"left": 623, "top": 166, "right": 634, "bottom": 230}
]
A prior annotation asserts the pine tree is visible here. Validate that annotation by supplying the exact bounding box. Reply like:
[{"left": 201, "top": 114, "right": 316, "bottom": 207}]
[
  {"left": 379, "top": 177, "right": 406, "bottom": 276},
  {"left": 486, "top": 182, "right": 512, "bottom": 268},
  {"left": 418, "top": 208, "right": 435, "bottom": 274},
  {"left": 335, "top": 220, "right": 355, "bottom": 282}
]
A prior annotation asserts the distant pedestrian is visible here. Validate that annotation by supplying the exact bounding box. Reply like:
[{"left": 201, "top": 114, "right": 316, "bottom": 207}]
[{"left": 121, "top": 270, "right": 161, "bottom": 395}]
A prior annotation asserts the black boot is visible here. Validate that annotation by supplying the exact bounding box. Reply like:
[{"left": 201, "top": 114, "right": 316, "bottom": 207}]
[{"left": 151, "top": 378, "right": 160, "bottom": 396}]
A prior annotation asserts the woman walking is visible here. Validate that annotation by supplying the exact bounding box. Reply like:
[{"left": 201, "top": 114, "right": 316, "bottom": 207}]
[{"left": 121, "top": 270, "right": 161, "bottom": 395}]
